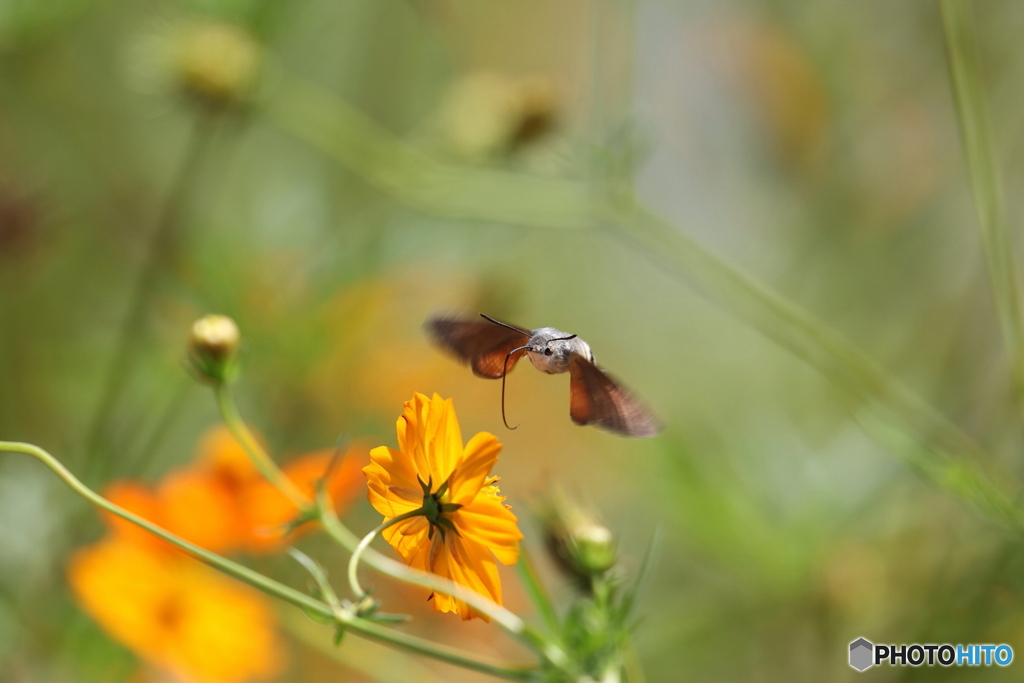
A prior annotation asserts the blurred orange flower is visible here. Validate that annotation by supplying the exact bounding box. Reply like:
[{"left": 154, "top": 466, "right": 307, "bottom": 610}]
[
  {"left": 101, "top": 425, "right": 367, "bottom": 554},
  {"left": 75, "top": 425, "right": 371, "bottom": 680},
  {"left": 68, "top": 536, "right": 282, "bottom": 683},
  {"left": 242, "top": 447, "right": 367, "bottom": 553},
  {"left": 194, "top": 423, "right": 268, "bottom": 495},
  {"left": 364, "top": 392, "right": 522, "bottom": 621}
]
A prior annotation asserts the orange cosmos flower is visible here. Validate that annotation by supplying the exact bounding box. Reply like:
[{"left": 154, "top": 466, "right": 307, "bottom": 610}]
[
  {"left": 68, "top": 536, "right": 282, "bottom": 683},
  {"left": 101, "top": 426, "right": 366, "bottom": 554},
  {"left": 364, "top": 392, "right": 522, "bottom": 621}
]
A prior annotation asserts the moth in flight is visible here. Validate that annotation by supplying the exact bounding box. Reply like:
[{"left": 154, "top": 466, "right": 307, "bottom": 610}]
[{"left": 426, "top": 314, "right": 661, "bottom": 438}]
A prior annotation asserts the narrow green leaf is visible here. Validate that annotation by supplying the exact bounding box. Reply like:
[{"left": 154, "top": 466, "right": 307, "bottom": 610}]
[
  {"left": 940, "top": 0, "right": 1024, "bottom": 409},
  {"left": 619, "top": 527, "right": 662, "bottom": 624},
  {"left": 516, "top": 548, "right": 560, "bottom": 634}
]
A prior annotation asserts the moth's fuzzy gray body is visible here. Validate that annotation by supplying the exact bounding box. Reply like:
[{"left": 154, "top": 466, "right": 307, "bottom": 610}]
[{"left": 526, "top": 327, "right": 594, "bottom": 374}]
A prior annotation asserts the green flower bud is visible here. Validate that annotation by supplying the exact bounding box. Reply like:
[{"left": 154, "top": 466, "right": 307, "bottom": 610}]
[
  {"left": 536, "top": 489, "right": 618, "bottom": 583},
  {"left": 567, "top": 522, "right": 617, "bottom": 576},
  {"left": 188, "top": 314, "right": 240, "bottom": 383}
]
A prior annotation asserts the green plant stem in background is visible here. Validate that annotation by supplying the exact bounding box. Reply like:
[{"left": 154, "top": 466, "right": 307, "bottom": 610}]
[
  {"left": 282, "top": 612, "right": 449, "bottom": 683},
  {"left": 82, "top": 116, "right": 220, "bottom": 478},
  {"left": 214, "top": 381, "right": 310, "bottom": 509},
  {"left": 609, "top": 200, "right": 1024, "bottom": 527},
  {"left": 261, "top": 75, "right": 592, "bottom": 230},
  {"left": 0, "top": 441, "right": 540, "bottom": 682},
  {"left": 128, "top": 378, "right": 194, "bottom": 476},
  {"left": 262, "top": 73, "right": 1023, "bottom": 530},
  {"left": 940, "top": 0, "right": 1024, "bottom": 411}
]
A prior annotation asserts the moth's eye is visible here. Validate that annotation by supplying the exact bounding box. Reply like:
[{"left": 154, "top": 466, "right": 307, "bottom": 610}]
[{"left": 544, "top": 347, "right": 553, "bottom": 356}]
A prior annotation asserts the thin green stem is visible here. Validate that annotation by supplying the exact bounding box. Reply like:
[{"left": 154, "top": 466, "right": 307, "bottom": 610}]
[
  {"left": 282, "top": 612, "right": 447, "bottom": 683},
  {"left": 128, "top": 378, "right": 193, "bottom": 476},
  {"left": 348, "top": 509, "right": 424, "bottom": 598},
  {"left": 940, "top": 0, "right": 1024, "bottom": 409},
  {"left": 83, "top": 116, "right": 219, "bottom": 476},
  {"left": 285, "top": 612, "right": 540, "bottom": 681},
  {"left": 213, "top": 382, "right": 309, "bottom": 509},
  {"left": 0, "top": 441, "right": 540, "bottom": 682},
  {"left": 0, "top": 441, "right": 325, "bottom": 611},
  {"left": 344, "top": 619, "right": 540, "bottom": 681}
]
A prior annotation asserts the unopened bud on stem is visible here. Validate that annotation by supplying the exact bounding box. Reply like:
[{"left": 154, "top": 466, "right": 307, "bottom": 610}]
[
  {"left": 175, "top": 22, "right": 261, "bottom": 109},
  {"left": 536, "top": 489, "right": 618, "bottom": 583},
  {"left": 188, "top": 314, "right": 240, "bottom": 383},
  {"left": 567, "top": 522, "right": 617, "bottom": 576}
]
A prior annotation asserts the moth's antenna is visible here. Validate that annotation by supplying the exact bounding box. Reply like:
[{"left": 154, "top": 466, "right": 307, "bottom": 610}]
[
  {"left": 501, "top": 344, "right": 530, "bottom": 430},
  {"left": 549, "top": 334, "right": 577, "bottom": 343},
  {"left": 481, "top": 313, "right": 530, "bottom": 337}
]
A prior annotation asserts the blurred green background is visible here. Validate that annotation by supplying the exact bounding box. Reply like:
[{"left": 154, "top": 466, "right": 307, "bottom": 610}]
[{"left": 5, "top": 0, "right": 1024, "bottom": 680}]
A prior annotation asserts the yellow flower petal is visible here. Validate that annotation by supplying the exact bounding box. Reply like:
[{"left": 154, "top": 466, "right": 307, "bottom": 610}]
[
  {"left": 431, "top": 535, "right": 502, "bottom": 620},
  {"left": 449, "top": 431, "right": 502, "bottom": 504},
  {"left": 382, "top": 515, "right": 430, "bottom": 564},
  {"left": 365, "top": 446, "right": 423, "bottom": 517},
  {"left": 427, "top": 394, "right": 463, "bottom": 482},
  {"left": 454, "top": 487, "right": 522, "bottom": 566}
]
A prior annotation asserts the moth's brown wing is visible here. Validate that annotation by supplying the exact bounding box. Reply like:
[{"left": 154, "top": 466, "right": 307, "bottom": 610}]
[
  {"left": 426, "top": 316, "right": 531, "bottom": 379},
  {"left": 569, "top": 355, "right": 661, "bottom": 438}
]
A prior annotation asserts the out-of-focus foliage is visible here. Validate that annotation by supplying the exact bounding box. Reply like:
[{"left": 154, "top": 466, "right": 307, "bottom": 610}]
[{"left": 5, "top": 0, "right": 1024, "bottom": 681}]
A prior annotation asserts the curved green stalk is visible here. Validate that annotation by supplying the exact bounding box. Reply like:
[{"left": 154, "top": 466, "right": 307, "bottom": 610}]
[
  {"left": 940, "top": 0, "right": 1024, "bottom": 410},
  {"left": 348, "top": 509, "right": 424, "bottom": 597},
  {"left": 0, "top": 441, "right": 540, "bottom": 682},
  {"left": 214, "top": 382, "right": 309, "bottom": 508}
]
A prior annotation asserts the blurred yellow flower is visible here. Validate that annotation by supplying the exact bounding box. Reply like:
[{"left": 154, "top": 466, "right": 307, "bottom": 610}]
[
  {"left": 364, "top": 392, "right": 522, "bottom": 621},
  {"left": 68, "top": 537, "right": 282, "bottom": 683}
]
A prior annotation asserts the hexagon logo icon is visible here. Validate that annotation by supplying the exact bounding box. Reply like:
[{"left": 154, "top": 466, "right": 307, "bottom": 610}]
[{"left": 849, "top": 638, "right": 874, "bottom": 671}]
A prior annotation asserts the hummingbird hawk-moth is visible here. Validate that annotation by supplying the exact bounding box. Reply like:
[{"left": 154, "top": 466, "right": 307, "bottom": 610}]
[{"left": 426, "top": 313, "right": 661, "bottom": 438}]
